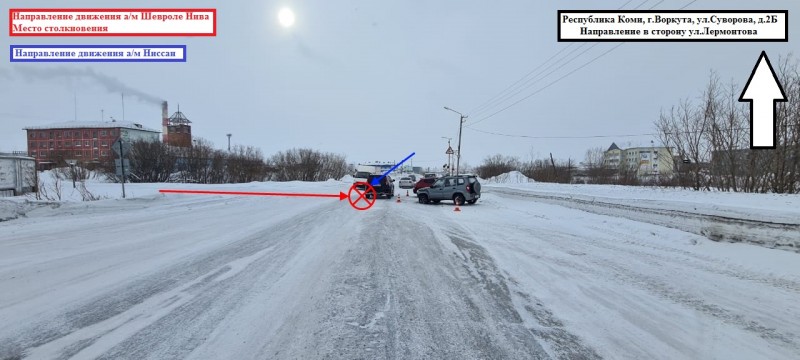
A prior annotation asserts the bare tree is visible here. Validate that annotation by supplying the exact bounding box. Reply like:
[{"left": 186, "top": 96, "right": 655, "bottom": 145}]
[
  {"left": 128, "top": 140, "right": 177, "bottom": 183},
  {"left": 770, "top": 55, "right": 800, "bottom": 193},
  {"left": 77, "top": 182, "right": 105, "bottom": 201},
  {"left": 48, "top": 172, "right": 63, "bottom": 201},
  {"left": 475, "top": 154, "right": 520, "bottom": 179},
  {"left": 583, "top": 146, "right": 615, "bottom": 184},
  {"left": 520, "top": 156, "right": 572, "bottom": 183},
  {"left": 269, "top": 148, "right": 348, "bottom": 182},
  {"left": 656, "top": 97, "right": 711, "bottom": 190},
  {"left": 231, "top": 145, "right": 271, "bottom": 183}
]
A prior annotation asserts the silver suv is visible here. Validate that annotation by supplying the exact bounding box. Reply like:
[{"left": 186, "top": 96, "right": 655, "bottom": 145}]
[{"left": 416, "top": 175, "right": 481, "bottom": 205}]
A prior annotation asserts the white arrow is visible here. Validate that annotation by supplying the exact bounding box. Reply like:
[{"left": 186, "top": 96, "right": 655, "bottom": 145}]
[{"left": 739, "top": 51, "right": 787, "bottom": 149}]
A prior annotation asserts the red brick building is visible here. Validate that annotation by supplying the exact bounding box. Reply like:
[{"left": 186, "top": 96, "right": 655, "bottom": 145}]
[
  {"left": 23, "top": 121, "right": 160, "bottom": 169},
  {"left": 161, "top": 101, "right": 193, "bottom": 148}
]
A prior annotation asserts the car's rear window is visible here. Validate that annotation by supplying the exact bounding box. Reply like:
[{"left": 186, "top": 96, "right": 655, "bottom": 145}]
[{"left": 355, "top": 172, "right": 371, "bottom": 178}]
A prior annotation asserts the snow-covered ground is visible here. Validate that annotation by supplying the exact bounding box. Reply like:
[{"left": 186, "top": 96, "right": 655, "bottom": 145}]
[
  {"left": 1, "top": 173, "right": 799, "bottom": 359},
  {"left": 483, "top": 174, "right": 800, "bottom": 251},
  {"left": 484, "top": 170, "right": 534, "bottom": 184}
]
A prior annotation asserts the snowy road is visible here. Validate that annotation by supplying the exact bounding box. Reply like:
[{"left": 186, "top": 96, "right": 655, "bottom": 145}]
[{"left": 1, "top": 182, "right": 799, "bottom": 359}]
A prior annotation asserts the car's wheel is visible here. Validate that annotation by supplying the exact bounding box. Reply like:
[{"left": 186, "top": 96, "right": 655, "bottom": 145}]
[
  {"left": 467, "top": 199, "right": 476, "bottom": 204},
  {"left": 453, "top": 193, "right": 465, "bottom": 205},
  {"left": 418, "top": 194, "right": 429, "bottom": 204}
]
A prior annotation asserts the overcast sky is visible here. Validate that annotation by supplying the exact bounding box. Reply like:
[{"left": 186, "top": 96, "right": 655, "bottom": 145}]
[{"left": 2, "top": 0, "right": 798, "bottom": 170}]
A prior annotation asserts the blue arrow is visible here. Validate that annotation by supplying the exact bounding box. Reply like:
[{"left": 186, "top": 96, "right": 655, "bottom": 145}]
[{"left": 371, "top": 152, "right": 415, "bottom": 186}]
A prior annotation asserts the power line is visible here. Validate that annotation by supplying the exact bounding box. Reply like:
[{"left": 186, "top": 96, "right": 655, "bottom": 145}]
[
  {"left": 470, "top": 43, "right": 600, "bottom": 119},
  {"left": 467, "top": 127, "right": 659, "bottom": 139},
  {"left": 468, "top": 45, "right": 579, "bottom": 116},
  {"left": 680, "top": 0, "right": 698, "bottom": 10},
  {"left": 467, "top": 0, "right": 671, "bottom": 126},
  {"left": 467, "top": 0, "right": 656, "bottom": 120},
  {"left": 468, "top": 43, "right": 625, "bottom": 127},
  {"left": 468, "top": 123, "right": 798, "bottom": 140}
]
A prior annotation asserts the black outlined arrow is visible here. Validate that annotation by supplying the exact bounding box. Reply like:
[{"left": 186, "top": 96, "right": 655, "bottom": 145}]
[{"left": 739, "top": 51, "right": 787, "bottom": 149}]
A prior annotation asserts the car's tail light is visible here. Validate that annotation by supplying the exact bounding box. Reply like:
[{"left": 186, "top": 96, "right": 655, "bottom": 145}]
[{"left": 466, "top": 185, "right": 471, "bottom": 192}]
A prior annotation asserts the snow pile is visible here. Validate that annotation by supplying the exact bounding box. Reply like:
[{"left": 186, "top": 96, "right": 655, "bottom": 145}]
[
  {"left": 485, "top": 171, "right": 533, "bottom": 184},
  {"left": 339, "top": 175, "right": 354, "bottom": 183},
  {"left": 0, "top": 201, "right": 20, "bottom": 222}
]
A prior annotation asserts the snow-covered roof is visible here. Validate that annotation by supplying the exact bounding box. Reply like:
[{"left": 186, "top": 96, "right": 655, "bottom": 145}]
[{"left": 23, "top": 121, "right": 160, "bottom": 133}]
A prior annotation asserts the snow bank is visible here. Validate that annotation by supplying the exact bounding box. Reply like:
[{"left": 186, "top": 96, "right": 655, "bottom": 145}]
[
  {"left": 485, "top": 182, "right": 800, "bottom": 252},
  {"left": 485, "top": 171, "right": 533, "bottom": 184},
  {"left": 0, "top": 201, "right": 20, "bottom": 222},
  {"left": 339, "top": 175, "right": 354, "bottom": 183}
]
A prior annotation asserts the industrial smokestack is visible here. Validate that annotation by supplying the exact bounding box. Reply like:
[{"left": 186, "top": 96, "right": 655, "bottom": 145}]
[{"left": 162, "top": 101, "right": 169, "bottom": 143}]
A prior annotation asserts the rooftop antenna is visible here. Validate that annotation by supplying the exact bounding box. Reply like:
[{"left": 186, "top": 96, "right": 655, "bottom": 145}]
[
  {"left": 121, "top": 93, "right": 125, "bottom": 122},
  {"left": 73, "top": 92, "right": 77, "bottom": 121},
  {"left": 101, "top": 109, "right": 104, "bottom": 121}
]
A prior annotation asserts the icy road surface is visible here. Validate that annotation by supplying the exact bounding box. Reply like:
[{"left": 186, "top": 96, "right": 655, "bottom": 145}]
[{"left": 1, "top": 182, "right": 799, "bottom": 359}]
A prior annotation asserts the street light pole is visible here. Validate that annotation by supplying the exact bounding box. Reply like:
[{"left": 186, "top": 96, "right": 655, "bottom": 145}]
[{"left": 444, "top": 107, "right": 467, "bottom": 176}]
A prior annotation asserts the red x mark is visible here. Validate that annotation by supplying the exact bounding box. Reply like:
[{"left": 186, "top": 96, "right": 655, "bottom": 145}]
[{"left": 348, "top": 182, "right": 377, "bottom": 210}]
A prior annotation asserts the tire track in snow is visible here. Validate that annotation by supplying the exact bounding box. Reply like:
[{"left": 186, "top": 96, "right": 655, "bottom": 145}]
[
  {"left": 0, "top": 201, "right": 343, "bottom": 359},
  {"left": 476, "top": 218, "right": 800, "bottom": 357},
  {"left": 441, "top": 225, "right": 602, "bottom": 360},
  {"left": 491, "top": 188, "right": 800, "bottom": 252},
  {"left": 261, "top": 202, "right": 559, "bottom": 359}
]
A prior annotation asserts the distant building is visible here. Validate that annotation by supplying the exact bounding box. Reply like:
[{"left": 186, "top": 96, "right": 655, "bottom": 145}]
[
  {"left": 162, "top": 101, "right": 192, "bottom": 147},
  {"left": 603, "top": 142, "right": 675, "bottom": 180},
  {"left": 356, "top": 162, "right": 396, "bottom": 174},
  {"left": 23, "top": 121, "right": 160, "bottom": 169}
]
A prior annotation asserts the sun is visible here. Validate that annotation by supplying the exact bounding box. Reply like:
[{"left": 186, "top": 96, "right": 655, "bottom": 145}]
[{"left": 278, "top": 7, "right": 295, "bottom": 28}]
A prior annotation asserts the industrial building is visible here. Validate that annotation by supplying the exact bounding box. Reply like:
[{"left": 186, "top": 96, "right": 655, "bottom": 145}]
[
  {"left": 23, "top": 121, "right": 160, "bottom": 169},
  {"left": 161, "top": 101, "right": 193, "bottom": 147},
  {"left": 22, "top": 101, "right": 193, "bottom": 169}
]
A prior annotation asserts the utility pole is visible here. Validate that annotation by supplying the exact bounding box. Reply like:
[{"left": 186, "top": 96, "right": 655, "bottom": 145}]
[
  {"left": 444, "top": 107, "right": 467, "bottom": 176},
  {"left": 226, "top": 133, "right": 232, "bottom": 151}
]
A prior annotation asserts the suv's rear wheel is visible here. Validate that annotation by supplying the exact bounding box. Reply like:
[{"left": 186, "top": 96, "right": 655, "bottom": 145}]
[
  {"left": 418, "top": 194, "right": 429, "bottom": 204},
  {"left": 453, "top": 194, "right": 465, "bottom": 206}
]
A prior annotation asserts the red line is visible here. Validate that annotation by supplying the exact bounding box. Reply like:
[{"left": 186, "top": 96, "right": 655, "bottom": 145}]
[{"left": 159, "top": 189, "right": 340, "bottom": 198}]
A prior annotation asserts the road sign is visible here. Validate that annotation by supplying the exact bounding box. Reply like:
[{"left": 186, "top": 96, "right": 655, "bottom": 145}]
[
  {"left": 115, "top": 159, "right": 130, "bottom": 176},
  {"left": 446, "top": 146, "right": 454, "bottom": 155},
  {"left": 112, "top": 139, "right": 132, "bottom": 157}
]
